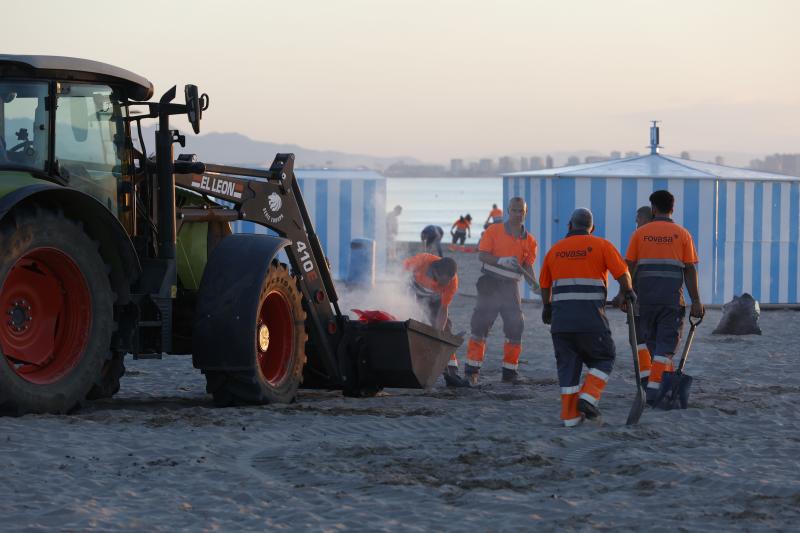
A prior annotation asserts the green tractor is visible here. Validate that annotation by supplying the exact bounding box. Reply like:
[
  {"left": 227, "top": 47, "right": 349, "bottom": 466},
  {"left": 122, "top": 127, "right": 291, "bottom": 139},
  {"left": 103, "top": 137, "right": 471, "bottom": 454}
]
[{"left": 0, "top": 55, "right": 460, "bottom": 415}]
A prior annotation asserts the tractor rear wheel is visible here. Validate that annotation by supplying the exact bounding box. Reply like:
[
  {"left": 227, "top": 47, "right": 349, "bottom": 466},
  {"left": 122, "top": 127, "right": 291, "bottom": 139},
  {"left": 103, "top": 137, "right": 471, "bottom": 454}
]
[
  {"left": 0, "top": 210, "right": 114, "bottom": 414},
  {"left": 86, "top": 351, "right": 125, "bottom": 400},
  {"left": 202, "top": 262, "right": 307, "bottom": 406}
]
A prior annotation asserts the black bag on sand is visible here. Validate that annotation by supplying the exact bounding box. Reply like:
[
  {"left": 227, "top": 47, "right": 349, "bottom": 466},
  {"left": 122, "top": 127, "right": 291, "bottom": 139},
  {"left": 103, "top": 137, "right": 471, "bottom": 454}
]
[
  {"left": 712, "top": 293, "right": 762, "bottom": 335},
  {"left": 654, "top": 316, "right": 702, "bottom": 410}
]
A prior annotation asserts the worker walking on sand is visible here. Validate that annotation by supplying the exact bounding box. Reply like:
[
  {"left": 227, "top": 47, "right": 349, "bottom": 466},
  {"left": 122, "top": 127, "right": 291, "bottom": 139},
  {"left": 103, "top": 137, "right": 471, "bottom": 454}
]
[
  {"left": 539, "top": 208, "right": 634, "bottom": 426},
  {"left": 420, "top": 225, "right": 445, "bottom": 257},
  {"left": 484, "top": 203, "right": 504, "bottom": 228},
  {"left": 451, "top": 216, "right": 471, "bottom": 245},
  {"left": 403, "top": 253, "right": 469, "bottom": 387},
  {"left": 625, "top": 190, "right": 704, "bottom": 405},
  {"left": 386, "top": 205, "right": 403, "bottom": 261},
  {"left": 613, "top": 205, "right": 654, "bottom": 387},
  {"left": 465, "top": 197, "right": 537, "bottom": 385}
]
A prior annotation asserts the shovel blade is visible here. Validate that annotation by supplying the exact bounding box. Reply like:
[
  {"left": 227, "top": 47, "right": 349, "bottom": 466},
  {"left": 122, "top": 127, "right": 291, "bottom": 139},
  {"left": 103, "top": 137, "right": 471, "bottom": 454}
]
[
  {"left": 676, "top": 374, "right": 693, "bottom": 409},
  {"left": 626, "top": 384, "right": 646, "bottom": 425},
  {"left": 654, "top": 371, "right": 693, "bottom": 410}
]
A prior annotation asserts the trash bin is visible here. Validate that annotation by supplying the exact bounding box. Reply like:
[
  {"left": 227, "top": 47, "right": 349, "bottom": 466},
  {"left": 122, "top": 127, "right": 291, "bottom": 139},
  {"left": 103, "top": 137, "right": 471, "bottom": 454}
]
[{"left": 347, "top": 238, "right": 376, "bottom": 287}]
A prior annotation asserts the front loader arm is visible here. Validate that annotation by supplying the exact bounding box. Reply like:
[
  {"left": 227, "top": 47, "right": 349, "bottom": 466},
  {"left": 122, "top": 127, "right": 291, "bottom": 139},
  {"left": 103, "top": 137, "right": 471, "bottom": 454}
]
[{"left": 174, "top": 154, "right": 343, "bottom": 383}]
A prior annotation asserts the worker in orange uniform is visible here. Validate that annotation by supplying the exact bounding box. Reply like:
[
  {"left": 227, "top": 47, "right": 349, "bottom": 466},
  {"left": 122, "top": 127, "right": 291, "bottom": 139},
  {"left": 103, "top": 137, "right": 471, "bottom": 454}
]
[
  {"left": 451, "top": 216, "right": 471, "bottom": 245},
  {"left": 625, "top": 190, "right": 704, "bottom": 404},
  {"left": 484, "top": 203, "right": 504, "bottom": 229},
  {"left": 465, "top": 197, "right": 537, "bottom": 385},
  {"left": 539, "top": 208, "right": 634, "bottom": 426},
  {"left": 403, "top": 253, "right": 469, "bottom": 387},
  {"left": 613, "top": 205, "right": 654, "bottom": 387}
]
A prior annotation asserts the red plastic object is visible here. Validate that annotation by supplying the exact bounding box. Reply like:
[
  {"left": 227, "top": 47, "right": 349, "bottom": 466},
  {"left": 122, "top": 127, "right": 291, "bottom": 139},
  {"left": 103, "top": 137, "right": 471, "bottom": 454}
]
[{"left": 351, "top": 309, "right": 397, "bottom": 323}]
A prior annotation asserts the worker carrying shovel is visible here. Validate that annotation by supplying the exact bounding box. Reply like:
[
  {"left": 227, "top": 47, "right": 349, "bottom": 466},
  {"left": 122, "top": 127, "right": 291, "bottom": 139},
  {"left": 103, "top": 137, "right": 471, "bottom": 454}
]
[
  {"left": 624, "top": 190, "right": 704, "bottom": 405},
  {"left": 403, "top": 253, "right": 470, "bottom": 387},
  {"left": 465, "top": 197, "right": 538, "bottom": 385},
  {"left": 539, "top": 208, "right": 634, "bottom": 426}
]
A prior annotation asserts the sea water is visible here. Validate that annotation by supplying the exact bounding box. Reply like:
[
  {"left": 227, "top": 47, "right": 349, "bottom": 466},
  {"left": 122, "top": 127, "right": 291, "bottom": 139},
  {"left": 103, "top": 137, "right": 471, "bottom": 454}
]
[{"left": 386, "top": 177, "right": 503, "bottom": 244}]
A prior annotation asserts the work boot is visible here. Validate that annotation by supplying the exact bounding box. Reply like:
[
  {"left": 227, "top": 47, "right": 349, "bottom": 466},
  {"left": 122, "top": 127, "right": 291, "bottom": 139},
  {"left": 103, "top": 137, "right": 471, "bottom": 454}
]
[
  {"left": 501, "top": 368, "right": 530, "bottom": 385},
  {"left": 464, "top": 365, "right": 480, "bottom": 386},
  {"left": 577, "top": 398, "right": 602, "bottom": 421},
  {"left": 443, "top": 366, "right": 470, "bottom": 388},
  {"left": 645, "top": 386, "right": 659, "bottom": 406}
]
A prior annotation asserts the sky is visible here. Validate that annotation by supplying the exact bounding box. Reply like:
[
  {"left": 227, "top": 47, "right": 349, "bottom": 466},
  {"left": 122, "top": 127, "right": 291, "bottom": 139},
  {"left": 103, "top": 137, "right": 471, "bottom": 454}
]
[{"left": 4, "top": 0, "right": 800, "bottom": 163}]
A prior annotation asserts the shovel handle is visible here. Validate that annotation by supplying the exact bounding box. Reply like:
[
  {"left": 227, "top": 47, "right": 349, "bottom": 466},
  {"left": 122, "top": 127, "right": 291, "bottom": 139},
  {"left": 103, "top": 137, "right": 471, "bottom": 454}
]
[{"left": 676, "top": 314, "right": 702, "bottom": 374}]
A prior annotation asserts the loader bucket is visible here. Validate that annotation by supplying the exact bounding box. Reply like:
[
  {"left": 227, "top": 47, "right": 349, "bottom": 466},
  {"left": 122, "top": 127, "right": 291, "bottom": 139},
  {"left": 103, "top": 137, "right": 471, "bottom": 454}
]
[{"left": 346, "top": 319, "right": 462, "bottom": 390}]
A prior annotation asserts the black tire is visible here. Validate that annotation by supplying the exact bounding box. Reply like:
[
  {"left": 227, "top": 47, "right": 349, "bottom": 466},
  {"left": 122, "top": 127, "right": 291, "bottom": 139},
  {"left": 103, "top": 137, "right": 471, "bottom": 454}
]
[
  {"left": 0, "top": 210, "right": 114, "bottom": 414},
  {"left": 85, "top": 351, "right": 125, "bottom": 400},
  {"left": 202, "top": 262, "right": 307, "bottom": 406}
]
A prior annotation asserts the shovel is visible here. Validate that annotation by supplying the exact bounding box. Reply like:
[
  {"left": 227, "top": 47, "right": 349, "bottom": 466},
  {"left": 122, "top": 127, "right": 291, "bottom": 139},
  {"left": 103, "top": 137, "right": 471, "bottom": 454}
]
[
  {"left": 653, "top": 316, "right": 702, "bottom": 410},
  {"left": 625, "top": 296, "right": 646, "bottom": 425}
]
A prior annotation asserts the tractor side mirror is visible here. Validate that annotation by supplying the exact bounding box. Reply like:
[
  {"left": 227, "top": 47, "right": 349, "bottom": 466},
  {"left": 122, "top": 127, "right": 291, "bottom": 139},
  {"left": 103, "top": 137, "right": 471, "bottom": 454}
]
[
  {"left": 185, "top": 84, "right": 209, "bottom": 134},
  {"left": 70, "top": 96, "right": 89, "bottom": 142}
]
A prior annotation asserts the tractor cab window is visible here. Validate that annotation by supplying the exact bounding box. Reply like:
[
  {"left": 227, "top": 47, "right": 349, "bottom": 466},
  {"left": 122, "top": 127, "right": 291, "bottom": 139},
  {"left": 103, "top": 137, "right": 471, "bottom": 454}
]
[
  {"left": 0, "top": 81, "right": 49, "bottom": 171},
  {"left": 55, "top": 83, "right": 125, "bottom": 214}
]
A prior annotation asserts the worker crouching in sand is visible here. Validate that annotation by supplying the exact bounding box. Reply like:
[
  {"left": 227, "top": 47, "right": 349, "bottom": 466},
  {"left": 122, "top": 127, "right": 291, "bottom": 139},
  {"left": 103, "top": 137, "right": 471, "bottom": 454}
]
[
  {"left": 465, "top": 197, "right": 538, "bottom": 385},
  {"left": 403, "top": 253, "right": 470, "bottom": 387},
  {"left": 539, "top": 208, "right": 634, "bottom": 426}
]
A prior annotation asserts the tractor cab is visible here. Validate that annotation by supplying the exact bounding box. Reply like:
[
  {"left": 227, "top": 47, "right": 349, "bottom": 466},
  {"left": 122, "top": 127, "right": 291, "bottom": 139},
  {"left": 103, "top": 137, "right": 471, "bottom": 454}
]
[{"left": 0, "top": 55, "right": 153, "bottom": 221}]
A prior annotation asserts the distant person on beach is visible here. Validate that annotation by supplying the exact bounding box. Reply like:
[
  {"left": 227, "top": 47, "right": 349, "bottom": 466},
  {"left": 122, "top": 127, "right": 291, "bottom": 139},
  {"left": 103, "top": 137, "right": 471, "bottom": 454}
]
[
  {"left": 403, "top": 254, "right": 469, "bottom": 387},
  {"left": 420, "top": 225, "right": 445, "bottom": 257},
  {"left": 625, "top": 190, "right": 704, "bottom": 405},
  {"left": 465, "top": 197, "right": 538, "bottom": 385},
  {"left": 451, "top": 216, "right": 470, "bottom": 245},
  {"left": 484, "top": 203, "right": 504, "bottom": 229},
  {"left": 612, "top": 205, "right": 654, "bottom": 387},
  {"left": 386, "top": 205, "right": 402, "bottom": 260},
  {"left": 539, "top": 208, "right": 633, "bottom": 426}
]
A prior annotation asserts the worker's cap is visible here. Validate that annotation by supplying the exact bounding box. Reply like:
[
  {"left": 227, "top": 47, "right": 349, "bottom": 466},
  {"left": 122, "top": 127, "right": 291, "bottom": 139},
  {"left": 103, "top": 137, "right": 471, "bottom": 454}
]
[{"left": 569, "top": 208, "right": 593, "bottom": 230}]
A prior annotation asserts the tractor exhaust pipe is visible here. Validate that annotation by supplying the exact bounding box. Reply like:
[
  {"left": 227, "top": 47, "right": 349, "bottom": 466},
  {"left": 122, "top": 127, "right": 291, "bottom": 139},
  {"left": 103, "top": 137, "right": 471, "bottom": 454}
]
[{"left": 156, "top": 86, "right": 178, "bottom": 260}]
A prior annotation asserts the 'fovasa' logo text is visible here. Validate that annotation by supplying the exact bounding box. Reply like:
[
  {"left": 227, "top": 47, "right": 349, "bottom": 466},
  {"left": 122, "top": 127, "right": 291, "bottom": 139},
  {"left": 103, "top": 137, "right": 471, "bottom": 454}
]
[
  {"left": 556, "top": 249, "right": 588, "bottom": 259},
  {"left": 644, "top": 235, "right": 675, "bottom": 243}
]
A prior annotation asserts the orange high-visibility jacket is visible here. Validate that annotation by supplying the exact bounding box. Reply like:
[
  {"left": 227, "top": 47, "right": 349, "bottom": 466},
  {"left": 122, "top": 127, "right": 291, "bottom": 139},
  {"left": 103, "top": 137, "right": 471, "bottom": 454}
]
[
  {"left": 540, "top": 231, "right": 628, "bottom": 333},
  {"left": 453, "top": 219, "right": 470, "bottom": 231},
  {"left": 625, "top": 217, "right": 698, "bottom": 306},
  {"left": 479, "top": 223, "right": 537, "bottom": 267},
  {"left": 403, "top": 253, "right": 458, "bottom": 307}
]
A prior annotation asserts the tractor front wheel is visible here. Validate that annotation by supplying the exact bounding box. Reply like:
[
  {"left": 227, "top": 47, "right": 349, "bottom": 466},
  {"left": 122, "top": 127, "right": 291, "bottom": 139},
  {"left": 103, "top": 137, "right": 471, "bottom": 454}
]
[
  {"left": 201, "top": 262, "right": 307, "bottom": 406},
  {"left": 0, "top": 210, "right": 114, "bottom": 414}
]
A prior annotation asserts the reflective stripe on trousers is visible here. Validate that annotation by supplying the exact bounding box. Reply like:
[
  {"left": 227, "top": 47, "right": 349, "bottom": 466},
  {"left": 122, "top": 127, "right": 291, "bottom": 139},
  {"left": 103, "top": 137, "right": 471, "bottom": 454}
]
[
  {"left": 647, "top": 354, "right": 674, "bottom": 389},
  {"left": 637, "top": 344, "right": 652, "bottom": 378},
  {"left": 466, "top": 337, "right": 485, "bottom": 368},
  {"left": 579, "top": 367, "right": 609, "bottom": 406},
  {"left": 502, "top": 342, "right": 522, "bottom": 370},
  {"left": 560, "top": 389, "right": 581, "bottom": 427}
]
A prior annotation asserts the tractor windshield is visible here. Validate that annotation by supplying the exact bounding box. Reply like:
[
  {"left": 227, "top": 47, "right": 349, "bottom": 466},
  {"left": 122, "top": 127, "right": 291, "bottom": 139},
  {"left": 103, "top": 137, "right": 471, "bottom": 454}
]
[
  {"left": 0, "top": 81, "right": 49, "bottom": 172},
  {"left": 55, "top": 83, "right": 126, "bottom": 213}
]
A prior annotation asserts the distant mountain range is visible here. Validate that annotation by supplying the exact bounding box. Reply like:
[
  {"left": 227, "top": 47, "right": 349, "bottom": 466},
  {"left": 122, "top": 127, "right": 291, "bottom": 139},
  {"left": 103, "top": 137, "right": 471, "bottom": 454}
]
[
  {"left": 134, "top": 127, "right": 769, "bottom": 172},
  {"left": 136, "top": 127, "right": 419, "bottom": 170}
]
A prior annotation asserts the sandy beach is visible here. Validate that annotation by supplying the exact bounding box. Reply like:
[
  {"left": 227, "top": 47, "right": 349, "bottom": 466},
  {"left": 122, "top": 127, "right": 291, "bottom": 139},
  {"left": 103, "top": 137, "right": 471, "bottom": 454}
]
[{"left": 1, "top": 246, "right": 799, "bottom": 531}]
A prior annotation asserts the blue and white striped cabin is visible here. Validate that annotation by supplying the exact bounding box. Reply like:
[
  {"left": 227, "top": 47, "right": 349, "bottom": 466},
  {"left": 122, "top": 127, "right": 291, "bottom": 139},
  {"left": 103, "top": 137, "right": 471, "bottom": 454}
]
[
  {"left": 504, "top": 155, "right": 800, "bottom": 304},
  {"left": 231, "top": 169, "right": 387, "bottom": 280}
]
